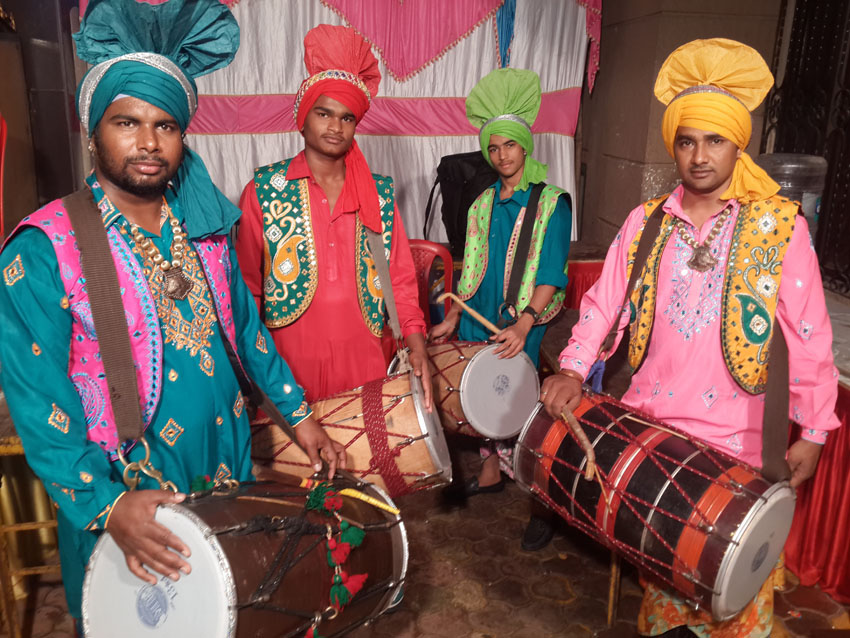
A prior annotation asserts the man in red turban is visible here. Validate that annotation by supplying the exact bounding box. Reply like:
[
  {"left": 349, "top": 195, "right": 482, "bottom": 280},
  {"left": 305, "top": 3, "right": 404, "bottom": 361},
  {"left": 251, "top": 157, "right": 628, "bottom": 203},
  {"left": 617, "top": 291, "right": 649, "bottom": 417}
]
[{"left": 236, "top": 25, "right": 430, "bottom": 405}]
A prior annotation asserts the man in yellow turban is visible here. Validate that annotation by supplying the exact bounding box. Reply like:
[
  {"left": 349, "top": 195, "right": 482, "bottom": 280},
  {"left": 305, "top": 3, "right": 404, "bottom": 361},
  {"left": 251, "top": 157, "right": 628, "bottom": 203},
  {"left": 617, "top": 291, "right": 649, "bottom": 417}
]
[{"left": 540, "top": 38, "right": 839, "bottom": 636}]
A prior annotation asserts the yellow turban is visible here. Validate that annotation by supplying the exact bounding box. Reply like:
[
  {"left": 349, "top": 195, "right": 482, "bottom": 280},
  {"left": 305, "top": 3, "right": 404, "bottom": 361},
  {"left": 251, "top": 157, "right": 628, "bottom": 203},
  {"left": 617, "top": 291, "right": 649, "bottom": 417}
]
[{"left": 654, "top": 38, "right": 780, "bottom": 203}]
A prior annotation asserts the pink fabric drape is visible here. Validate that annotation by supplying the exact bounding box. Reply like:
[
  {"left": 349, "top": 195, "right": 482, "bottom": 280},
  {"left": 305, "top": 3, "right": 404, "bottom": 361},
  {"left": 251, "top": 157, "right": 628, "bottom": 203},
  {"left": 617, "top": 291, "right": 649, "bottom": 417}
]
[
  {"left": 785, "top": 382, "right": 850, "bottom": 603},
  {"left": 320, "top": 0, "right": 502, "bottom": 81}
]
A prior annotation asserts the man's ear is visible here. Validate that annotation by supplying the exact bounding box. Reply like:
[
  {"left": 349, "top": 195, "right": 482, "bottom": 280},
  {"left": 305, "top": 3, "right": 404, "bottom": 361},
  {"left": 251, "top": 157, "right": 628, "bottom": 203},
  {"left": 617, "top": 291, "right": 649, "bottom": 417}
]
[{"left": 737, "top": 147, "right": 743, "bottom": 159}]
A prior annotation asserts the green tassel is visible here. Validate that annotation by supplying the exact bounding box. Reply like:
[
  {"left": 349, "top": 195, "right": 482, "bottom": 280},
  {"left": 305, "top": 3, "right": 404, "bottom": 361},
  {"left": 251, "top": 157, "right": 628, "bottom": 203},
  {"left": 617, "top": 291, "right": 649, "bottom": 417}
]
[
  {"left": 339, "top": 521, "right": 365, "bottom": 547},
  {"left": 329, "top": 573, "right": 351, "bottom": 608},
  {"left": 189, "top": 474, "right": 214, "bottom": 493},
  {"left": 306, "top": 483, "right": 334, "bottom": 513}
]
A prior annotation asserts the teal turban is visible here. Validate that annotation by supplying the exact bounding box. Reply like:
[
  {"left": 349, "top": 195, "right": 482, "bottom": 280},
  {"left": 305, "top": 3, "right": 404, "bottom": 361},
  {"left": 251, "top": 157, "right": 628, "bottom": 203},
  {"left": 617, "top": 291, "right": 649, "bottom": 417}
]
[
  {"left": 466, "top": 68, "right": 548, "bottom": 192},
  {"left": 73, "top": 0, "right": 241, "bottom": 238}
]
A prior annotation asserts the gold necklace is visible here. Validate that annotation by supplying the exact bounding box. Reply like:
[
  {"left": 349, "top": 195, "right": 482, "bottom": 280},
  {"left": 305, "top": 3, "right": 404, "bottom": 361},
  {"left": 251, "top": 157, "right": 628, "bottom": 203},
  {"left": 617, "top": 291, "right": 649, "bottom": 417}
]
[
  {"left": 129, "top": 204, "right": 194, "bottom": 300},
  {"left": 675, "top": 206, "right": 732, "bottom": 272}
]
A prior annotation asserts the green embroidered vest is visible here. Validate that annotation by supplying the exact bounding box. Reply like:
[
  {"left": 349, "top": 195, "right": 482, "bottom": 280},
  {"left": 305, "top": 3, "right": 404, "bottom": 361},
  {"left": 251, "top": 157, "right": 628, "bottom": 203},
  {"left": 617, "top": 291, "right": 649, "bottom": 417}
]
[
  {"left": 253, "top": 158, "right": 395, "bottom": 336},
  {"left": 625, "top": 193, "right": 799, "bottom": 393},
  {"left": 457, "top": 184, "right": 568, "bottom": 323}
]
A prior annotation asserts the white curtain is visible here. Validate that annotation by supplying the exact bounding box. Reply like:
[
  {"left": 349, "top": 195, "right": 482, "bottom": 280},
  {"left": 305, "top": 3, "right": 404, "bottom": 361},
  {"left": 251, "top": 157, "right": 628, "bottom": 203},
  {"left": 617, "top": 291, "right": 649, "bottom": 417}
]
[{"left": 189, "top": 0, "right": 588, "bottom": 241}]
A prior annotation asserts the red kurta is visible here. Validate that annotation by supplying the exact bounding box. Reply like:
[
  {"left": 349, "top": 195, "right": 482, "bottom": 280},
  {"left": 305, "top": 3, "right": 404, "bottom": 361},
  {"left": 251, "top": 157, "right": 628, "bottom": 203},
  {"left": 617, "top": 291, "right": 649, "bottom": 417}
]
[{"left": 236, "top": 152, "right": 425, "bottom": 401}]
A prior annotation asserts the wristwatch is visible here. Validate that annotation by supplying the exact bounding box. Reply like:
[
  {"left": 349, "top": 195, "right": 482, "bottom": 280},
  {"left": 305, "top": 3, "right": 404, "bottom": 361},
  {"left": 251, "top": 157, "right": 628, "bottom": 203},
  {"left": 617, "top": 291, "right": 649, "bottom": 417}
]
[{"left": 521, "top": 305, "right": 540, "bottom": 322}]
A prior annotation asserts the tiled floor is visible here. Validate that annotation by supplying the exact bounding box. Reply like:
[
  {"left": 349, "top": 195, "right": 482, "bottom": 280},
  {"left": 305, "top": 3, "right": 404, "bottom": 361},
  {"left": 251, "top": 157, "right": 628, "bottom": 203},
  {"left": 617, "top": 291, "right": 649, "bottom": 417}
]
[{"left": 4, "top": 442, "right": 848, "bottom": 638}]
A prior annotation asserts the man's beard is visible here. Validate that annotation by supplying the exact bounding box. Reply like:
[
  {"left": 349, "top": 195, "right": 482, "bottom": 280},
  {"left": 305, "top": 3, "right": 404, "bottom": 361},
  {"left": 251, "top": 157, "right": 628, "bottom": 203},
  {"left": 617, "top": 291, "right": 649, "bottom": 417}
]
[{"left": 94, "top": 144, "right": 181, "bottom": 199}]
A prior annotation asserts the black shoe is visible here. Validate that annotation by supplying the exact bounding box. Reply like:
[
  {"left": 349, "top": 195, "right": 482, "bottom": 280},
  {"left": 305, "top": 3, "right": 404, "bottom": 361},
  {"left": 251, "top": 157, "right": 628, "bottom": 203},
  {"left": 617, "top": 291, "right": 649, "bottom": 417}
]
[
  {"left": 521, "top": 514, "right": 555, "bottom": 551},
  {"left": 462, "top": 476, "right": 505, "bottom": 497}
]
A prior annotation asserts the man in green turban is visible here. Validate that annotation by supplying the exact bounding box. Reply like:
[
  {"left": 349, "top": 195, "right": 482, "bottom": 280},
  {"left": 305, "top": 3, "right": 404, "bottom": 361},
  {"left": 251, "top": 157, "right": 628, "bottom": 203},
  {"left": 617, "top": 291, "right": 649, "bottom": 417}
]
[
  {"left": 0, "top": 0, "right": 344, "bottom": 627},
  {"left": 430, "top": 68, "right": 572, "bottom": 550}
]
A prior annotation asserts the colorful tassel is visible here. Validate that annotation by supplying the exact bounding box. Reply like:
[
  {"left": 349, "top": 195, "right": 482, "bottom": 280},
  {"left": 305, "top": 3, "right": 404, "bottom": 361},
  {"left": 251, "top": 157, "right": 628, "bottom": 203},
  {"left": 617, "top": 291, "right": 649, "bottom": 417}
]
[
  {"left": 189, "top": 474, "right": 215, "bottom": 493},
  {"left": 329, "top": 573, "right": 351, "bottom": 608},
  {"left": 343, "top": 572, "right": 368, "bottom": 599},
  {"left": 339, "top": 520, "right": 365, "bottom": 547},
  {"left": 305, "top": 628, "right": 324, "bottom": 638},
  {"left": 306, "top": 483, "right": 334, "bottom": 513}
]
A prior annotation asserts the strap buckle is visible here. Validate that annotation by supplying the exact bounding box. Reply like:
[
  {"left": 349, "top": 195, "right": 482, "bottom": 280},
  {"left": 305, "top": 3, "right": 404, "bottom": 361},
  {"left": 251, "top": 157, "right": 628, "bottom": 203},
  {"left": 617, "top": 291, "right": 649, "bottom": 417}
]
[
  {"left": 496, "top": 302, "right": 517, "bottom": 329},
  {"left": 116, "top": 436, "right": 178, "bottom": 492}
]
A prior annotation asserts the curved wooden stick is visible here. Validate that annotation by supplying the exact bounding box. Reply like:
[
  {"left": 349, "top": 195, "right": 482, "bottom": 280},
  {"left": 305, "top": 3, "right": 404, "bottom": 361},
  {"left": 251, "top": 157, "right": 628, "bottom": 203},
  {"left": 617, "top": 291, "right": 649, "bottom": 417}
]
[
  {"left": 561, "top": 410, "right": 597, "bottom": 481},
  {"left": 437, "top": 292, "right": 501, "bottom": 335}
]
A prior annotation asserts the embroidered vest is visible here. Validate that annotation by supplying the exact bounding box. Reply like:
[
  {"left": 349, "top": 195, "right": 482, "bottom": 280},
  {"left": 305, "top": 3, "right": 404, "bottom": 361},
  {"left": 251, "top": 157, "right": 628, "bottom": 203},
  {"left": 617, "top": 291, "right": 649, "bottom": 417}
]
[
  {"left": 625, "top": 194, "right": 799, "bottom": 393},
  {"left": 11, "top": 199, "right": 239, "bottom": 459},
  {"left": 457, "top": 184, "right": 568, "bottom": 323},
  {"left": 253, "top": 159, "right": 395, "bottom": 336}
]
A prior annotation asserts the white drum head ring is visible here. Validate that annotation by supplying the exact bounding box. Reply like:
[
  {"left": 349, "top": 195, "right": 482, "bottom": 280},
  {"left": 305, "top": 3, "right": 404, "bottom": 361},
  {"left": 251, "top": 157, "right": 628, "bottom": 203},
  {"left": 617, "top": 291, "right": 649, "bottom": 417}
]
[
  {"left": 712, "top": 482, "right": 796, "bottom": 620},
  {"left": 83, "top": 505, "right": 236, "bottom": 638},
  {"left": 459, "top": 345, "right": 540, "bottom": 439}
]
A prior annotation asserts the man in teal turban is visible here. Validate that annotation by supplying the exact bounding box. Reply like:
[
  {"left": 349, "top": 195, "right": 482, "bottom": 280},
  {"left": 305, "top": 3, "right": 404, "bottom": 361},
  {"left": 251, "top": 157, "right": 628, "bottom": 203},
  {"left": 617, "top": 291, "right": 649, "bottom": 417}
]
[
  {"left": 0, "top": 0, "right": 344, "bottom": 627},
  {"left": 430, "top": 68, "right": 572, "bottom": 550}
]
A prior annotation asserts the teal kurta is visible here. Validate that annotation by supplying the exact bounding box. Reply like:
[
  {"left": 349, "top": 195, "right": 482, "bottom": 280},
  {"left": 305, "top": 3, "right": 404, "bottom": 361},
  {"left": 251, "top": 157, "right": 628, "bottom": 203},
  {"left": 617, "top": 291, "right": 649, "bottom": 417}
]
[
  {"left": 457, "top": 181, "right": 572, "bottom": 366},
  {"left": 0, "top": 180, "right": 309, "bottom": 618}
]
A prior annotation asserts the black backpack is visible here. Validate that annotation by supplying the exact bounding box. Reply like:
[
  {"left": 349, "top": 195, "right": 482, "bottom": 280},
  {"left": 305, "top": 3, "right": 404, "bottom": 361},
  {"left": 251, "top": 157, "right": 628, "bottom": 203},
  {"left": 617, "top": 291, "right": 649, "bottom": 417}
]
[{"left": 423, "top": 151, "right": 499, "bottom": 258}]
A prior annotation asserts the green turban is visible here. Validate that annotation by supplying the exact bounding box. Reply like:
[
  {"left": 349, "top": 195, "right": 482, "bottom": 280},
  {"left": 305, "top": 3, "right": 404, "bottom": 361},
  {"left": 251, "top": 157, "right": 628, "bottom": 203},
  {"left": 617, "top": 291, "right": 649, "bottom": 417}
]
[
  {"left": 466, "top": 68, "right": 548, "bottom": 192},
  {"left": 72, "top": 0, "right": 241, "bottom": 238}
]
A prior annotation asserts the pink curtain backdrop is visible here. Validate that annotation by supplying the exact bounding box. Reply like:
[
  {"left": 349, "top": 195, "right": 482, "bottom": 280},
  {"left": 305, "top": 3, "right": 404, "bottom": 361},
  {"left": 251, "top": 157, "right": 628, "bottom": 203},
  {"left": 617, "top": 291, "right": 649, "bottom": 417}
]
[
  {"left": 577, "top": 0, "right": 601, "bottom": 91},
  {"left": 320, "top": 0, "right": 503, "bottom": 81},
  {"left": 188, "top": 89, "right": 580, "bottom": 136}
]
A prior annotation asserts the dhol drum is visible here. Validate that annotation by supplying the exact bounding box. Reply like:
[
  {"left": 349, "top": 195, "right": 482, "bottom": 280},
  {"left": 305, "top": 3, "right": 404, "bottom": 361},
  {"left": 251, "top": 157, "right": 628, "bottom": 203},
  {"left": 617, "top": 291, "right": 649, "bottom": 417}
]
[
  {"left": 514, "top": 392, "right": 795, "bottom": 620},
  {"left": 251, "top": 370, "right": 451, "bottom": 499},
  {"left": 389, "top": 341, "right": 540, "bottom": 439},
  {"left": 83, "top": 473, "right": 407, "bottom": 637}
]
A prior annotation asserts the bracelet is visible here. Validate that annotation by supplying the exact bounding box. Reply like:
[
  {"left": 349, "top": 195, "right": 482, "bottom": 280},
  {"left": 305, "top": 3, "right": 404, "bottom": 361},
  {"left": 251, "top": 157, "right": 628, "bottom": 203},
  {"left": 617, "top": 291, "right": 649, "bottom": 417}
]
[
  {"left": 558, "top": 368, "right": 584, "bottom": 383},
  {"left": 521, "top": 305, "right": 540, "bottom": 322},
  {"left": 104, "top": 491, "right": 129, "bottom": 530}
]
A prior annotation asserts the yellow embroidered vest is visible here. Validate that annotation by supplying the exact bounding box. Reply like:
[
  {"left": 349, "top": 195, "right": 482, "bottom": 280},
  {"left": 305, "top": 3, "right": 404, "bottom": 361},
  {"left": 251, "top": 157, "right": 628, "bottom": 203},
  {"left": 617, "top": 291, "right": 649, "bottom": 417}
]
[
  {"left": 626, "top": 194, "right": 799, "bottom": 393},
  {"left": 253, "top": 159, "right": 395, "bottom": 336},
  {"left": 457, "top": 184, "right": 569, "bottom": 323}
]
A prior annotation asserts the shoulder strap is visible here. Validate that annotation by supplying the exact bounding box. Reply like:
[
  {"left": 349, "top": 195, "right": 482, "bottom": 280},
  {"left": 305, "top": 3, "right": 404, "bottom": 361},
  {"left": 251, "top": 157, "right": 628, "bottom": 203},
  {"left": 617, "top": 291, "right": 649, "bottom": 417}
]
[
  {"left": 761, "top": 325, "right": 792, "bottom": 481},
  {"left": 498, "top": 182, "right": 546, "bottom": 327},
  {"left": 597, "top": 198, "right": 667, "bottom": 358},
  {"left": 422, "top": 177, "right": 440, "bottom": 238},
  {"left": 61, "top": 188, "right": 143, "bottom": 444},
  {"left": 365, "top": 229, "right": 407, "bottom": 353}
]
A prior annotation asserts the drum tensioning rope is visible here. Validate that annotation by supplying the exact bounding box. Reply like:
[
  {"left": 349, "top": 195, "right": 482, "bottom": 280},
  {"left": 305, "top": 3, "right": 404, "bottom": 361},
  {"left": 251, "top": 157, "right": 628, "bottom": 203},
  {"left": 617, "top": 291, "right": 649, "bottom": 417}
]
[{"left": 212, "top": 480, "right": 399, "bottom": 638}]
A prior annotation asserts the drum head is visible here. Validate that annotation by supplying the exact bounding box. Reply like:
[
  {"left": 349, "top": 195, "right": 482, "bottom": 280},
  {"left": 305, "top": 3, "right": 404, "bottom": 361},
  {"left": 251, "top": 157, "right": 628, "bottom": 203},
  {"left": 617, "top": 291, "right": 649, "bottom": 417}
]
[
  {"left": 712, "top": 482, "right": 796, "bottom": 620},
  {"left": 83, "top": 505, "right": 236, "bottom": 638},
  {"left": 409, "top": 370, "right": 453, "bottom": 482},
  {"left": 459, "top": 345, "right": 540, "bottom": 439}
]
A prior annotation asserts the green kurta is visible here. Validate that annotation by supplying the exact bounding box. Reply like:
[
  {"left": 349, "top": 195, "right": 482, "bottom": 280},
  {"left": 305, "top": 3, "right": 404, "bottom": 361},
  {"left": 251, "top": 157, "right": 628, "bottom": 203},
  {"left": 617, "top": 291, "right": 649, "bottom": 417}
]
[{"left": 0, "top": 183, "right": 309, "bottom": 618}]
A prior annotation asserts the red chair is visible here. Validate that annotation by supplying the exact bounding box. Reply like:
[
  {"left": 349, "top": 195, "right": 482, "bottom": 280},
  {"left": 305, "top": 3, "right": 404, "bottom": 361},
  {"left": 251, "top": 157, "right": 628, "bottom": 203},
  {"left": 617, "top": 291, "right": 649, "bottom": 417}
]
[{"left": 408, "top": 239, "right": 454, "bottom": 329}]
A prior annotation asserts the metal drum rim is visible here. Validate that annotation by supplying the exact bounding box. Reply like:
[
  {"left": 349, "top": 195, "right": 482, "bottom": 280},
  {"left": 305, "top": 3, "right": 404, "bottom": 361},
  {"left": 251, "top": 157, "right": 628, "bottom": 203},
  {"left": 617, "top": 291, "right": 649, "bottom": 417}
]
[
  {"left": 82, "top": 503, "right": 237, "bottom": 638},
  {"left": 458, "top": 344, "right": 540, "bottom": 440},
  {"left": 408, "top": 370, "right": 453, "bottom": 483},
  {"left": 710, "top": 479, "right": 796, "bottom": 620}
]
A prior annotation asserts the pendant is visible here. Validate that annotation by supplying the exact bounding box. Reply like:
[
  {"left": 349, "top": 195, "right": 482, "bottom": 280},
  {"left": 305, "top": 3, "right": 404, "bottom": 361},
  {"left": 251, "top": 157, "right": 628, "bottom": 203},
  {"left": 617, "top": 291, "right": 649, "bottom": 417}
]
[
  {"left": 687, "top": 245, "right": 718, "bottom": 272},
  {"left": 163, "top": 267, "right": 193, "bottom": 300}
]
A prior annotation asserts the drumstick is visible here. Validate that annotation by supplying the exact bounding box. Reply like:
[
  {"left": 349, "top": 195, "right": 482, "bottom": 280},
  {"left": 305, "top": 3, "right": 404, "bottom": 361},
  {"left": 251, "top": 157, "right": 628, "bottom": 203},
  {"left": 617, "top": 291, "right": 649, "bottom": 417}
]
[
  {"left": 436, "top": 292, "right": 501, "bottom": 335},
  {"left": 561, "top": 410, "right": 597, "bottom": 481},
  {"left": 560, "top": 410, "right": 612, "bottom": 509}
]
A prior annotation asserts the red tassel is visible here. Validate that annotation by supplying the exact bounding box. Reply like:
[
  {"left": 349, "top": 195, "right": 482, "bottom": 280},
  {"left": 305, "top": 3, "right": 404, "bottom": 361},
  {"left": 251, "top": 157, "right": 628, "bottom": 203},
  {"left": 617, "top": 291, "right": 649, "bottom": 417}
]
[
  {"left": 343, "top": 572, "right": 368, "bottom": 598},
  {"left": 323, "top": 494, "right": 343, "bottom": 511},
  {"left": 330, "top": 542, "right": 351, "bottom": 565}
]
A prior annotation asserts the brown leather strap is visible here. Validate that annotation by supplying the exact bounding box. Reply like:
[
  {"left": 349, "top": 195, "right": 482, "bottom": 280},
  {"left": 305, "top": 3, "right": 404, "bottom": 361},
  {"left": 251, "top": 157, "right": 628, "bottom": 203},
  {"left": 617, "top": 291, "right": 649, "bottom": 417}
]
[
  {"left": 761, "top": 324, "right": 792, "bottom": 481},
  {"left": 597, "top": 199, "right": 667, "bottom": 358},
  {"left": 61, "top": 188, "right": 144, "bottom": 444}
]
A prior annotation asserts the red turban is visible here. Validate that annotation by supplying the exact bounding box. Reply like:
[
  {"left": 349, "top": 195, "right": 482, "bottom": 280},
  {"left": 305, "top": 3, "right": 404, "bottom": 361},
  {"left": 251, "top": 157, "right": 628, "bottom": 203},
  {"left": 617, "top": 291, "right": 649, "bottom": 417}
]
[{"left": 294, "top": 25, "right": 383, "bottom": 231}]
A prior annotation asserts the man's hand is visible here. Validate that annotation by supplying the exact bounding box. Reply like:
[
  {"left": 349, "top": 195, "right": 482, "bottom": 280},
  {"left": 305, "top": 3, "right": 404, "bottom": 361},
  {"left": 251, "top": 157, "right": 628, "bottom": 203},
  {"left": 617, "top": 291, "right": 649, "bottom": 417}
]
[
  {"left": 406, "top": 332, "right": 433, "bottom": 412},
  {"left": 296, "top": 416, "right": 347, "bottom": 480},
  {"left": 107, "top": 490, "right": 191, "bottom": 585},
  {"left": 491, "top": 314, "right": 533, "bottom": 359},
  {"left": 428, "top": 317, "right": 457, "bottom": 343},
  {"left": 787, "top": 438, "right": 823, "bottom": 488},
  {"left": 540, "top": 370, "right": 584, "bottom": 419}
]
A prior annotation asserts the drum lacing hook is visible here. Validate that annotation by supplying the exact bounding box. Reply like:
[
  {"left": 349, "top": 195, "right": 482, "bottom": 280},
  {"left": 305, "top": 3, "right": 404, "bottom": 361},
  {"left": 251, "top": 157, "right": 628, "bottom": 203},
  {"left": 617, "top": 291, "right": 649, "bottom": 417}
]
[
  {"left": 117, "top": 436, "right": 178, "bottom": 492},
  {"left": 212, "top": 478, "right": 240, "bottom": 495}
]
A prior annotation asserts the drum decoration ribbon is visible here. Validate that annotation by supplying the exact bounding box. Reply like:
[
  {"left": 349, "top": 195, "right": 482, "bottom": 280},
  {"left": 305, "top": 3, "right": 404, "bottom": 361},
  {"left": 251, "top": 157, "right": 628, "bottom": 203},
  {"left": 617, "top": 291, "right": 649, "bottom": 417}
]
[{"left": 305, "top": 481, "right": 370, "bottom": 615}]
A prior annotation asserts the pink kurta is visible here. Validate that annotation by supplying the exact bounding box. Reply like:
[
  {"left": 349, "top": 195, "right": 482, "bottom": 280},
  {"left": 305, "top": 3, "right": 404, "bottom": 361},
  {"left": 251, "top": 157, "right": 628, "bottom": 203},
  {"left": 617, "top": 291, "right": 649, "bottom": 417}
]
[
  {"left": 559, "top": 185, "right": 839, "bottom": 467},
  {"left": 236, "top": 152, "right": 425, "bottom": 402}
]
